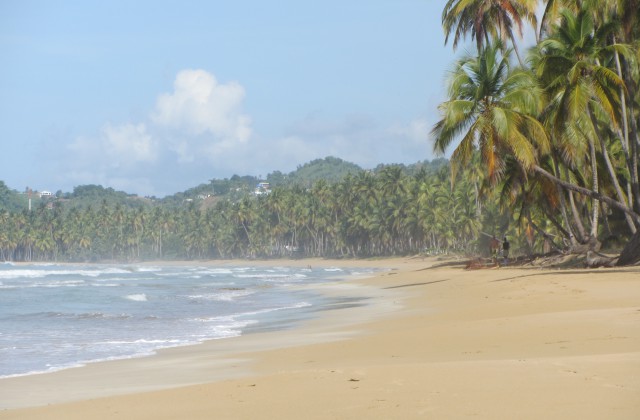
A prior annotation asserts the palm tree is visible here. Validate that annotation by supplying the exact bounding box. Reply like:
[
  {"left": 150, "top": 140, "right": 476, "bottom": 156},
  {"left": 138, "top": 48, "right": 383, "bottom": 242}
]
[
  {"left": 442, "top": 0, "right": 538, "bottom": 66},
  {"left": 431, "top": 41, "right": 548, "bottom": 185},
  {"left": 540, "top": 0, "right": 640, "bottom": 211},
  {"left": 533, "top": 9, "right": 637, "bottom": 236}
]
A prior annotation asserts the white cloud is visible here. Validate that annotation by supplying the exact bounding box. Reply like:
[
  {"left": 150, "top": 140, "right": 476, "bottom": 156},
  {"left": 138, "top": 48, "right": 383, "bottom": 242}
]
[
  {"left": 387, "top": 118, "right": 431, "bottom": 147},
  {"left": 59, "top": 69, "right": 255, "bottom": 196},
  {"left": 68, "top": 122, "right": 156, "bottom": 167},
  {"left": 269, "top": 115, "right": 435, "bottom": 171},
  {"left": 151, "top": 69, "right": 251, "bottom": 142},
  {"left": 103, "top": 123, "right": 157, "bottom": 164}
]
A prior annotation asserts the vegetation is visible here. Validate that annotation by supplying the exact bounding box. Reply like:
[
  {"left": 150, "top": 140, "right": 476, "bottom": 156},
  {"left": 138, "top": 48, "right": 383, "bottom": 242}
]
[
  {"left": 434, "top": 0, "right": 640, "bottom": 265},
  {"left": 0, "top": 161, "right": 511, "bottom": 262}
]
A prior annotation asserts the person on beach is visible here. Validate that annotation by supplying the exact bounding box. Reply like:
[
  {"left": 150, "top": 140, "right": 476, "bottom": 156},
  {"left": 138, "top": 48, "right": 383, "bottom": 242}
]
[
  {"left": 502, "top": 236, "right": 510, "bottom": 264},
  {"left": 490, "top": 236, "right": 501, "bottom": 263}
]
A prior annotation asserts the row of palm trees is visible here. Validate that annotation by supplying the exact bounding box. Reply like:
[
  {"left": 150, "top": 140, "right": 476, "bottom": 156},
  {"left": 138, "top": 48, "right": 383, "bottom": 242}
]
[
  {"left": 435, "top": 0, "right": 640, "bottom": 263},
  {"left": 1, "top": 166, "right": 502, "bottom": 262}
]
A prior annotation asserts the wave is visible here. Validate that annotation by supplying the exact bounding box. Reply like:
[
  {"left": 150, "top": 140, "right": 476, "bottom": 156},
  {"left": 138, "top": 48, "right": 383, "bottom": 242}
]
[
  {"left": 96, "top": 338, "right": 187, "bottom": 346},
  {"left": 18, "top": 311, "right": 133, "bottom": 321},
  {"left": 187, "top": 315, "right": 257, "bottom": 339},
  {"left": 124, "top": 294, "right": 148, "bottom": 302},
  {"left": 0, "top": 361, "right": 87, "bottom": 379},
  {"left": 0, "top": 267, "right": 131, "bottom": 280},
  {"left": 76, "top": 312, "right": 132, "bottom": 320},
  {"left": 0, "top": 279, "right": 87, "bottom": 289},
  {"left": 233, "top": 273, "right": 308, "bottom": 282},
  {"left": 132, "top": 266, "right": 162, "bottom": 273},
  {"left": 186, "top": 288, "right": 256, "bottom": 302},
  {"left": 192, "top": 268, "right": 235, "bottom": 275},
  {"left": 245, "top": 301, "right": 312, "bottom": 316}
]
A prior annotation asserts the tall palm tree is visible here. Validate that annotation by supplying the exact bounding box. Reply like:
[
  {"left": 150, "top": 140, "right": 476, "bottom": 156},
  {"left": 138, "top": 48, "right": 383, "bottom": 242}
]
[
  {"left": 540, "top": 0, "right": 640, "bottom": 212},
  {"left": 431, "top": 41, "right": 548, "bottom": 185},
  {"left": 442, "top": 0, "right": 538, "bottom": 66}
]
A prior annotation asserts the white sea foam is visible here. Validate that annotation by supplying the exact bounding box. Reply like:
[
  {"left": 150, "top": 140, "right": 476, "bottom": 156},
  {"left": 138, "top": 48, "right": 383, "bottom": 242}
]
[
  {"left": 193, "top": 268, "right": 234, "bottom": 275},
  {"left": 124, "top": 293, "right": 148, "bottom": 302},
  {"left": 0, "top": 267, "right": 130, "bottom": 280},
  {"left": 187, "top": 288, "right": 255, "bottom": 302},
  {"left": 233, "top": 273, "right": 307, "bottom": 282},
  {"left": 0, "top": 361, "right": 87, "bottom": 379},
  {"left": 235, "top": 301, "right": 313, "bottom": 318},
  {"left": 134, "top": 266, "right": 162, "bottom": 272},
  {"left": 1, "top": 279, "right": 88, "bottom": 289},
  {"left": 188, "top": 315, "right": 257, "bottom": 339}
]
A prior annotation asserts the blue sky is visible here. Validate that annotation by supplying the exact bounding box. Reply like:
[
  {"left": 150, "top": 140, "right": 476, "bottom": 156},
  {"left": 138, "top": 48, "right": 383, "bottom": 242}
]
[{"left": 1, "top": 0, "right": 462, "bottom": 197}]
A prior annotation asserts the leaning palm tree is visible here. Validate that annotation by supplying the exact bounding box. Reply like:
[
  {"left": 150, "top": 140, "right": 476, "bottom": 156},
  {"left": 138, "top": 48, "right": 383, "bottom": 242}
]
[
  {"left": 442, "top": 0, "right": 538, "bottom": 66},
  {"left": 431, "top": 41, "right": 548, "bottom": 185}
]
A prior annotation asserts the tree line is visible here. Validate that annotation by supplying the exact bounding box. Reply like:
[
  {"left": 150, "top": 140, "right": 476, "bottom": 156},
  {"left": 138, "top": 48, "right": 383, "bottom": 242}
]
[{"left": 0, "top": 165, "right": 518, "bottom": 262}]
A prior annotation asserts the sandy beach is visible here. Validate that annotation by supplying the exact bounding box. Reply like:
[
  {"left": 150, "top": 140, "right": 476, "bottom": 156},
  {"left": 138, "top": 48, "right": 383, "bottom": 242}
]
[{"left": 1, "top": 257, "right": 639, "bottom": 419}]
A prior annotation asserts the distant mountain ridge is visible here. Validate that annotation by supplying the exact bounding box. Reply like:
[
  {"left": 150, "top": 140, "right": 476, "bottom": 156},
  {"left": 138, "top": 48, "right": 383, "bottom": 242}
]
[{"left": 0, "top": 156, "right": 449, "bottom": 210}]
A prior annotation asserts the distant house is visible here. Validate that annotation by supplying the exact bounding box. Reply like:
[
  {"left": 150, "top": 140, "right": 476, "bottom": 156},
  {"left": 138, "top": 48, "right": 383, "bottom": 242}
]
[
  {"left": 39, "top": 191, "right": 53, "bottom": 198},
  {"left": 254, "top": 182, "right": 271, "bottom": 196}
]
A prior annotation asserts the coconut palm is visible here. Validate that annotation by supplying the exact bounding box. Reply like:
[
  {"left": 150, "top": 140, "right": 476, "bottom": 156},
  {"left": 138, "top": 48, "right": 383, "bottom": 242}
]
[
  {"left": 432, "top": 41, "right": 548, "bottom": 185},
  {"left": 533, "top": 9, "right": 637, "bottom": 236},
  {"left": 442, "top": 0, "right": 538, "bottom": 66}
]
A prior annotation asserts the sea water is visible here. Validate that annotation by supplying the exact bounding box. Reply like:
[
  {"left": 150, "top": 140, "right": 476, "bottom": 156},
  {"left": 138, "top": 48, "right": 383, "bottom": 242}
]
[{"left": 0, "top": 262, "right": 376, "bottom": 378}]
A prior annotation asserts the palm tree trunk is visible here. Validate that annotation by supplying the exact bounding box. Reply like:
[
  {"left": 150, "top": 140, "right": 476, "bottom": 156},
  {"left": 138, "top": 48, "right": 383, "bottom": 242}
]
[
  {"left": 568, "top": 185, "right": 588, "bottom": 243},
  {"left": 613, "top": 45, "right": 630, "bottom": 154},
  {"left": 527, "top": 214, "right": 562, "bottom": 253},
  {"left": 601, "top": 202, "right": 614, "bottom": 237},
  {"left": 622, "top": 60, "right": 640, "bottom": 212},
  {"left": 587, "top": 133, "right": 599, "bottom": 239},
  {"left": 553, "top": 156, "right": 579, "bottom": 246},
  {"left": 613, "top": 49, "right": 638, "bottom": 212},
  {"left": 542, "top": 207, "right": 572, "bottom": 240},
  {"left": 509, "top": 34, "right": 525, "bottom": 67},
  {"left": 533, "top": 165, "right": 640, "bottom": 225},
  {"left": 588, "top": 107, "right": 637, "bottom": 233}
]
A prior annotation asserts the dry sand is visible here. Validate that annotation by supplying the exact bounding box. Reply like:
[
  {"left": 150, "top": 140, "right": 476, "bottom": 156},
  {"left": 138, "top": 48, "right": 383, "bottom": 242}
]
[{"left": 1, "top": 257, "right": 639, "bottom": 419}]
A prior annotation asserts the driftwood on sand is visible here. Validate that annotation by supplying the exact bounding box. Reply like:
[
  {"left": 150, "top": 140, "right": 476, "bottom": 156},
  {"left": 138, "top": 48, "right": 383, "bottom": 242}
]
[{"left": 585, "top": 250, "right": 618, "bottom": 268}]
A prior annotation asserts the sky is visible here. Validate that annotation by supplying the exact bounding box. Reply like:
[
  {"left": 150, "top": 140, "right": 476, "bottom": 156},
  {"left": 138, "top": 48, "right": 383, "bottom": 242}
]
[{"left": 1, "top": 0, "right": 464, "bottom": 197}]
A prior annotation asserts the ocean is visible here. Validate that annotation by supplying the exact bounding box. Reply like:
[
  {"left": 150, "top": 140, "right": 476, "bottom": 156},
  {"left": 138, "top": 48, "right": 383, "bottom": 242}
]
[{"left": 0, "top": 262, "right": 377, "bottom": 379}]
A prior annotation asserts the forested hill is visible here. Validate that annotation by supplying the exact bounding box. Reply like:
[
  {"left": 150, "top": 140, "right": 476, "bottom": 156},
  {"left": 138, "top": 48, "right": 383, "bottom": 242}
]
[
  {"left": 0, "top": 157, "right": 448, "bottom": 210},
  {"left": 0, "top": 183, "right": 149, "bottom": 213},
  {"left": 154, "top": 157, "right": 447, "bottom": 205}
]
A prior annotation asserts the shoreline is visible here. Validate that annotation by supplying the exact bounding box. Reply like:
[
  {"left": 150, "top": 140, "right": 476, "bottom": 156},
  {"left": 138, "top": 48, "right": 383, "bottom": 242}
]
[
  {"left": 0, "top": 258, "right": 415, "bottom": 410},
  {"left": 2, "top": 257, "right": 639, "bottom": 419}
]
